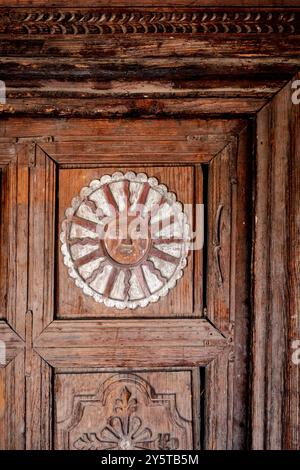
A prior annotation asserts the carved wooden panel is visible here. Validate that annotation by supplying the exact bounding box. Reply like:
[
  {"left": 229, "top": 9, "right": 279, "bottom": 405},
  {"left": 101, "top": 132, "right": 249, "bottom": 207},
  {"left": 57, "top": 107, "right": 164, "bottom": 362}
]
[
  {"left": 55, "top": 370, "right": 194, "bottom": 450},
  {"left": 57, "top": 165, "right": 196, "bottom": 317},
  {"left": 0, "top": 8, "right": 298, "bottom": 35},
  {"left": 0, "top": 117, "right": 254, "bottom": 450},
  {"left": 60, "top": 171, "right": 190, "bottom": 310}
]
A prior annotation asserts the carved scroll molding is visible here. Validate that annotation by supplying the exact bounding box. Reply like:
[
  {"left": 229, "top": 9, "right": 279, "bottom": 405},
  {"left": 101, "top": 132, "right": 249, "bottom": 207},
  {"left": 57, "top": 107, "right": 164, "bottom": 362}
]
[
  {"left": 58, "top": 373, "right": 192, "bottom": 450},
  {"left": 60, "top": 172, "right": 190, "bottom": 310},
  {"left": 0, "top": 9, "right": 299, "bottom": 35}
]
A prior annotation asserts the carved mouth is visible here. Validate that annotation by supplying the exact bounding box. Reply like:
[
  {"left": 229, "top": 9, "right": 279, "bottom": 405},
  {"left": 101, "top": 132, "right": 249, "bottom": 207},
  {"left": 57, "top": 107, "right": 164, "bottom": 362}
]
[{"left": 119, "top": 244, "right": 134, "bottom": 255}]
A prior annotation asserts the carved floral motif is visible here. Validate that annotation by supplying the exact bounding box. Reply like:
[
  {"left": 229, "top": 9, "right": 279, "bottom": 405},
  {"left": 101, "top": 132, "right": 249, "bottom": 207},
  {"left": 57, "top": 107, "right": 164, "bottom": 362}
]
[
  {"left": 56, "top": 374, "right": 192, "bottom": 450},
  {"left": 73, "top": 387, "right": 179, "bottom": 450}
]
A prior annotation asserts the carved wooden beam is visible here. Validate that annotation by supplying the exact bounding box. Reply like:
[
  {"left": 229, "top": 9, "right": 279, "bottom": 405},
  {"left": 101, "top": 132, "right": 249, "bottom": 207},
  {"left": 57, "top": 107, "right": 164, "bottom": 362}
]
[{"left": 0, "top": 8, "right": 299, "bottom": 35}]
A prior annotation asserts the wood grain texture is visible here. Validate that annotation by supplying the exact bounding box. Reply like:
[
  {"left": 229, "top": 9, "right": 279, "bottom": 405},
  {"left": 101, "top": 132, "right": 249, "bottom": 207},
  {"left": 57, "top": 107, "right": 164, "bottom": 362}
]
[
  {"left": 0, "top": 4, "right": 298, "bottom": 448},
  {"left": 35, "top": 319, "right": 227, "bottom": 368},
  {"left": 0, "top": 144, "right": 28, "bottom": 338},
  {"left": 205, "top": 125, "right": 251, "bottom": 450},
  {"left": 2, "top": 1, "right": 299, "bottom": 6},
  {"left": 0, "top": 97, "right": 266, "bottom": 117},
  {"left": 0, "top": 4, "right": 299, "bottom": 118},
  {"left": 28, "top": 145, "right": 56, "bottom": 339},
  {"left": 57, "top": 165, "right": 194, "bottom": 318},
  {"left": 0, "top": 118, "right": 247, "bottom": 141},
  {"left": 0, "top": 353, "right": 25, "bottom": 449},
  {"left": 54, "top": 370, "right": 194, "bottom": 450},
  {"left": 25, "top": 351, "right": 52, "bottom": 450},
  {"left": 252, "top": 75, "right": 300, "bottom": 450},
  {"left": 0, "top": 7, "right": 299, "bottom": 35},
  {"left": 207, "top": 141, "right": 236, "bottom": 335},
  {"left": 0, "top": 321, "right": 24, "bottom": 367},
  {"left": 40, "top": 138, "right": 234, "bottom": 164}
]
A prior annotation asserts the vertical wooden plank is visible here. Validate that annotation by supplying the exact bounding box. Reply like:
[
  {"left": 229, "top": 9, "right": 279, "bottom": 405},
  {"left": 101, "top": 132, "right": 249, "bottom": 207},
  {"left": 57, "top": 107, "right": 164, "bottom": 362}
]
[
  {"left": 253, "top": 77, "right": 299, "bottom": 449},
  {"left": 25, "top": 351, "right": 52, "bottom": 450},
  {"left": 205, "top": 143, "right": 235, "bottom": 450},
  {"left": 207, "top": 143, "right": 234, "bottom": 335},
  {"left": 29, "top": 145, "right": 56, "bottom": 339},
  {"left": 193, "top": 165, "right": 203, "bottom": 316},
  {"left": 0, "top": 354, "right": 25, "bottom": 450},
  {"left": 252, "top": 105, "right": 270, "bottom": 450},
  {"left": 205, "top": 350, "right": 230, "bottom": 450},
  {"left": 4, "top": 145, "right": 29, "bottom": 338},
  {"left": 232, "top": 126, "right": 252, "bottom": 449},
  {"left": 26, "top": 145, "right": 55, "bottom": 449},
  {"left": 285, "top": 73, "right": 300, "bottom": 451},
  {"left": 0, "top": 367, "right": 5, "bottom": 449},
  {"left": 206, "top": 130, "right": 251, "bottom": 449},
  {"left": 191, "top": 368, "right": 201, "bottom": 449}
]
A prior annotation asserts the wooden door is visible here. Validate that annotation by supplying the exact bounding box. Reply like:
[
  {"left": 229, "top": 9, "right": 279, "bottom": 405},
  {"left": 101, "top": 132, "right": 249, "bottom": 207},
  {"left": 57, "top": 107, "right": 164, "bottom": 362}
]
[{"left": 0, "top": 118, "right": 251, "bottom": 450}]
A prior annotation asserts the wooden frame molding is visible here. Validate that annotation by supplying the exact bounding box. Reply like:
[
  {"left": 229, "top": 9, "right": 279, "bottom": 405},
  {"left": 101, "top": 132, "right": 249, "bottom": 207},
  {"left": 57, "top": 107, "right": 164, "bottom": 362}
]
[{"left": 0, "top": 2, "right": 299, "bottom": 451}]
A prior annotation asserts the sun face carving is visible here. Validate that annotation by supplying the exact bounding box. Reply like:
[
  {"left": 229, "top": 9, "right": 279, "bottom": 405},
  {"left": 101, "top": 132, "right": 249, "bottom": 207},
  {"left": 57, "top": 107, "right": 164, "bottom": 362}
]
[{"left": 60, "top": 172, "right": 190, "bottom": 309}]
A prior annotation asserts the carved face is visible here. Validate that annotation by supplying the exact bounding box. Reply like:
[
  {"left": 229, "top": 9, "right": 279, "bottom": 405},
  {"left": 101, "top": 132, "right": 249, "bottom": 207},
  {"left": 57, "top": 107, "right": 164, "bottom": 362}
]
[{"left": 104, "top": 214, "right": 151, "bottom": 266}]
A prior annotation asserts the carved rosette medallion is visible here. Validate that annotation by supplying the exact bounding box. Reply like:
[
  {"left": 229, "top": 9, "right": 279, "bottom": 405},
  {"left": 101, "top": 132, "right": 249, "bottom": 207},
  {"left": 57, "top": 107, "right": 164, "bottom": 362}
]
[{"left": 60, "top": 172, "right": 190, "bottom": 309}]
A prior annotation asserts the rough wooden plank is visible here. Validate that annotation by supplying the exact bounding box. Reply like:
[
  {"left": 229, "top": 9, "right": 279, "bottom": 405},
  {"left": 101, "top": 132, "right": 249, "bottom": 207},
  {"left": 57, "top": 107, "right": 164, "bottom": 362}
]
[
  {"left": 0, "top": 97, "right": 265, "bottom": 117},
  {"left": 0, "top": 118, "right": 247, "bottom": 140},
  {"left": 28, "top": 145, "right": 56, "bottom": 339},
  {"left": 40, "top": 137, "right": 234, "bottom": 163},
  {"left": 253, "top": 75, "right": 300, "bottom": 450},
  {"left": 0, "top": 321, "right": 24, "bottom": 367},
  {"left": 0, "top": 353, "right": 25, "bottom": 449},
  {"left": 207, "top": 142, "right": 235, "bottom": 335},
  {"left": 35, "top": 319, "right": 227, "bottom": 368},
  {"left": 285, "top": 72, "right": 300, "bottom": 451},
  {"left": 25, "top": 351, "right": 52, "bottom": 450},
  {"left": 0, "top": 144, "right": 29, "bottom": 339}
]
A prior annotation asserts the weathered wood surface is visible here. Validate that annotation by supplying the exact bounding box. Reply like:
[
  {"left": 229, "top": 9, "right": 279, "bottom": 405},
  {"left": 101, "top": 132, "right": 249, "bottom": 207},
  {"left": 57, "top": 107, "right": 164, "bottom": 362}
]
[
  {"left": 252, "top": 74, "right": 300, "bottom": 450},
  {"left": 0, "top": 322, "right": 24, "bottom": 367},
  {"left": 1, "top": 1, "right": 299, "bottom": 6},
  {"left": 54, "top": 370, "right": 194, "bottom": 450},
  {"left": 0, "top": 7, "right": 300, "bottom": 116},
  {"left": 35, "top": 319, "right": 227, "bottom": 368},
  {"left": 0, "top": 1, "right": 299, "bottom": 451}
]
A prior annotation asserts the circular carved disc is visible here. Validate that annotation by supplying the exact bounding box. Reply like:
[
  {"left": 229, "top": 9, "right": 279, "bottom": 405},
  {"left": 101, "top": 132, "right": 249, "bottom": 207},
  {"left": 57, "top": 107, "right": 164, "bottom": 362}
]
[{"left": 60, "top": 172, "right": 190, "bottom": 309}]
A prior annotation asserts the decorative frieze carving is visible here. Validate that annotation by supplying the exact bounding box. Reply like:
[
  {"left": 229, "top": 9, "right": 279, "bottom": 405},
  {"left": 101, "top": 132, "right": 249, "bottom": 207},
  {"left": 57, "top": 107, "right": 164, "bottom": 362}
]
[{"left": 0, "top": 9, "right": 298, "bottom": 35}]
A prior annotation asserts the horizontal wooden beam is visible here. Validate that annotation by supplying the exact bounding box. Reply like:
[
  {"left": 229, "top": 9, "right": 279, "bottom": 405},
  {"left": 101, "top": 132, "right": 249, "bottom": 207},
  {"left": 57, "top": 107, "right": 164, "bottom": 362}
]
[
  {"left": 0, "top": 97, "right": 265, "bottom": 117},
  {"left": 38, "top": 136, "right": 235, "bottom": 163},
  {"left": 35, "top": 319, "right": 228, "bottom": 368},
  {"left": 0, "top": 117, "right": 247, "bottom": 140},
  {"left": 0, "top": 8, "right": 299, "bottom": 35},
  {"left": 0, "top": 321, "right": 24, "bottom": 368}
]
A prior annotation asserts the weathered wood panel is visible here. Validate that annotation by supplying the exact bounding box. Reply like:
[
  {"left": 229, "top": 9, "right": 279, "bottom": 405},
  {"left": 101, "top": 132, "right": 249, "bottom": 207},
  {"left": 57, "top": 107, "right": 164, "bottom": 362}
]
[
  {"left": 253, "top": 74, "right": 300, "bottom": 450},
  {"left": 35, "top": 319, "right": 227, "bottom": 368}
]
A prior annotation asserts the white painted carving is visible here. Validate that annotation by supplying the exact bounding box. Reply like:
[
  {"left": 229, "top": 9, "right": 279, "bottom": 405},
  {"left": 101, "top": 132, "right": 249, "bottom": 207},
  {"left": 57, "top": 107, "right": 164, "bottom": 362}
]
[{"left": 60, "top": 172, "right": 190, "bottom": 309}]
